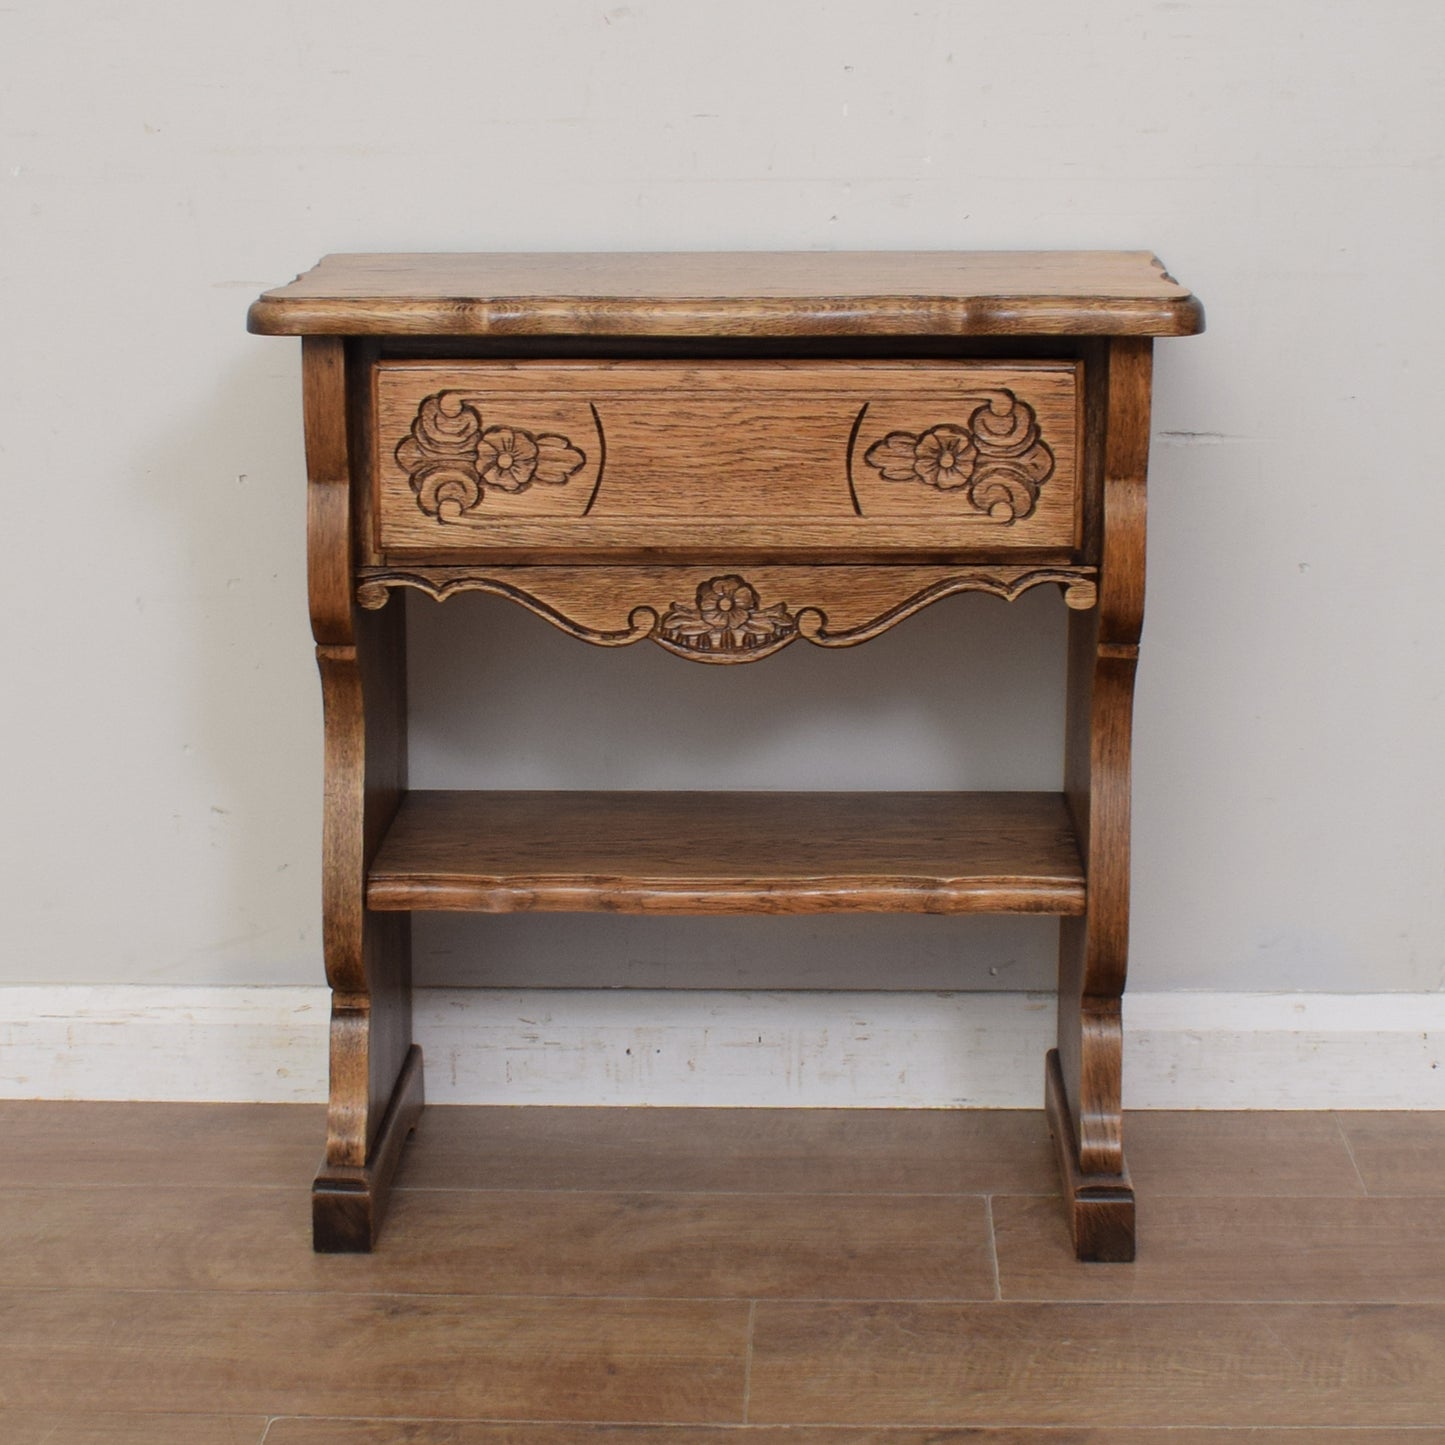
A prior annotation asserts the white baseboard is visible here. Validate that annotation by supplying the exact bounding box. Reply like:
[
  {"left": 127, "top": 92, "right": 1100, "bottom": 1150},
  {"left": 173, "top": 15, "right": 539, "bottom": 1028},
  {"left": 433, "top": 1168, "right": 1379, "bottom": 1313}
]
[{"left": 0, "top": 986, "right": 1440, "bottom": 1108}]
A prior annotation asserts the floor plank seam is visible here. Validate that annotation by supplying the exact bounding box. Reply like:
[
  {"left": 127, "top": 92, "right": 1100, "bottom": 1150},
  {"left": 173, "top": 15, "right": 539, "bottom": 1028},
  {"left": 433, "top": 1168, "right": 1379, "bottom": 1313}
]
[
  {"left": 154, "top": 1416, "right": 1445, "bottom": 1431},
  {"left": 0, "top": 1183, "right": 307, "bottom": 1192},
  {"left": 9, "top": 1108, "right": 1445, "bottom": 1429},
  {"left": 0, "top": 1292, "right": 1002, "bottom": 1308},
  {"left": 9, "top": 1287, "right": 1445, "bottom": 1304},
  {"left": 208, "top": 1423, "right": 1445, "bottom": 1434},
  {"left": 256, "top": 1417, "right": 1442, "bottom": 1432},
  {"left": 984, "top": 1193, "right": 1002, "bottom": 1300},
  {"left": 5, "top": 1182, "right": 1404, "bottom": 1199},
  {"left": 255, "top": 1416, "right": 828, "bottom": 1429},
  {"left": 1331, "top": 1109, "right": 1372, "bottom": 1195},
  {"left": 741, "top": 1298, "right": 757, "bottom": 1424},
  {"left": 394, "top": 1186, "right": 1050, "bottom": 1198}
]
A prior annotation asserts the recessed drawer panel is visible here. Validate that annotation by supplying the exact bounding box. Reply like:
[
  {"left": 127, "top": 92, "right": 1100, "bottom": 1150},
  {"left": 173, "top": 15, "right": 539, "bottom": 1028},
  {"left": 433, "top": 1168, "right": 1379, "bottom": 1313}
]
[{"left": 373, "top": 359, "right": 1080, "bottom": 556}]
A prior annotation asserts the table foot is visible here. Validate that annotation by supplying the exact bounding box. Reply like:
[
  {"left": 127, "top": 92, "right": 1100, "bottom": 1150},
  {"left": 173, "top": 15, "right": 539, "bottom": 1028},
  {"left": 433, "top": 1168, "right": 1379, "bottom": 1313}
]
[
  {"left": 312, "top": 1044, "right": 425, "bottom": 1252},
  {"left": 1045, "top": 1047, "right": 1135, "bottom": 1262}
]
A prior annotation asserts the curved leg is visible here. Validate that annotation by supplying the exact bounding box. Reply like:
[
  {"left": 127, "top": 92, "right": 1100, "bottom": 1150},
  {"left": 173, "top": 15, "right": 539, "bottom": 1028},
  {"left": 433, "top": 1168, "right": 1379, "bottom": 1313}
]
[
  {"left": 304, "top": 337, "right": 422, "bottom": 1252},
  {"left": 1050, "top": 338, "right": 1152, "bottom": 1262}
]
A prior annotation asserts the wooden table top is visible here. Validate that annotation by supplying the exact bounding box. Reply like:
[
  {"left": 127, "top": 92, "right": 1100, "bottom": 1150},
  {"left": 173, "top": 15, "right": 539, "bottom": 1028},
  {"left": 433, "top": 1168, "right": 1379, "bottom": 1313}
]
[{"left": 248, "top": 250, "right": 1204, "bottom": 338}]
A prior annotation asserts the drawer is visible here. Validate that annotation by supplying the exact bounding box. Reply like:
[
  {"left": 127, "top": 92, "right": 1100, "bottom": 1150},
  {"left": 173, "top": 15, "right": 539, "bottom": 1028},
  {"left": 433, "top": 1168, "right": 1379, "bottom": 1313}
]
[{"left": 373, "top": 359, "right": 1080, "bottom": 557}]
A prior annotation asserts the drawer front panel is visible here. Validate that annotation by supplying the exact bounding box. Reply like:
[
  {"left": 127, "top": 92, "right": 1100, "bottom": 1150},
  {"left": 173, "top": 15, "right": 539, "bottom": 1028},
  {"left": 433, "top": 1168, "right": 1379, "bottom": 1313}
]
[{"left": 374, "top": 360, "right": 1080, "bottom": 555}]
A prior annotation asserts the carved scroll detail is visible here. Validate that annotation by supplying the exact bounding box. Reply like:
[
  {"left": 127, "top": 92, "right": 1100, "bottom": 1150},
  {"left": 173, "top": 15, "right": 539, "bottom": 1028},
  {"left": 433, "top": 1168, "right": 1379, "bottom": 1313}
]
[
  {"left": 862, "top": 390, "right": 1055, "bottom": 522},
  {"left": 395, "top": 391, "right": 586, "bottom": 521},
  {"left": 356, "top": 572, "right": 660, "bottom": 646},
  {"left": 796, "top": 570, "right": 1095, "bottom": 645},
  {"left": 356, "top": 566, "right": 1097, "bottom": 663}
]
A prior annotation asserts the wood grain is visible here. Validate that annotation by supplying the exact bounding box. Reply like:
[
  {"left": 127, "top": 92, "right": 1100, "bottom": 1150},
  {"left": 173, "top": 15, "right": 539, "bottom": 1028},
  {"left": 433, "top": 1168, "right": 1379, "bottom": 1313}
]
[
  {"left": 373, "top": 360, "right": 1081, "bottom": 557},
  {"left": 348, "top": 336, "right": 386, "bottom": 567},
  {"left": 0, "top": 1185, "right": 994, "bottom": 1300},
  {"left": 353, "top": 598, "right": 414, "bottom": 1144},
  {"left": 0, "top": 1100, "right": 323, "bottom": 1187},
  {"left": 1128, "top": 1110, "right": 1368, "bottom": 1197},
  {"left": 248, "top": 251, "right": 1205, "bottom": 337},
  {"left": 1334, "top": 1111, "right": 1445, "bottom": 1195},
  {"left": 1049, "top": 336, "right": 1154, "bottom": 1251},
  {"left": 747, "top": 1300, "right": 1445, "bottom": 1426},
  {"left": 0, "top": 1417, "right": 267, "bottom": 1445},
  {"left": 313, "top": 1042, "right": 423, "bottom": 1252},
  {"left": 261, "top": 1427, "right": 1440, "bottom": 1445},
  {"left": 395, "top": 1105, "right": 1059, "bottom": 1196},
  {"left": 307, "top": 337, "right": 419, "bottom": 1246},
  {"left": 1045, "top": 1047, "right": 1134, "bottom": 1262},
  {"left": 265, "top": 251, "right": 1205, "bottom": 1257},
  {"left": 356, "top": 563, "right": 1099, "bottom": 660},
  {"left": 366, "top": 791, "right": 1086, "bottom": 916},
  {"left": 995, "top": 1193, "right": 1445, "bottom": 1301},
  {"left": 303, "top": 337, "right": 354, "bottom": 646},
  {"left": 0, "top": 1290, "right": 749, "bottom": 1419},
  {"left": 6, "top": 1103, "right": 1443, "bottom": 1432}
]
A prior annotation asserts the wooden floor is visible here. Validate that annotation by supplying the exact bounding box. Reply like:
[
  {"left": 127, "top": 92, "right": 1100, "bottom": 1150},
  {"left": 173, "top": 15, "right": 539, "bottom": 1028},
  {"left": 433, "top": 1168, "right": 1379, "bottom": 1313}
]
[{"left": 2, "top": 1103, "right": 1444, "bottom": 1440}]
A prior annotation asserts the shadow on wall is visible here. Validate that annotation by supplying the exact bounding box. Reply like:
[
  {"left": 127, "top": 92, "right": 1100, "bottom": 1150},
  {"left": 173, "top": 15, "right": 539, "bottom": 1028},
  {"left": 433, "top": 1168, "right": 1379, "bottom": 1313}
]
[
  {"left": 140, "top": 344, "right": 320, "bottom": 986},
  {"left": 150, "top": 344, "right": 1071, "bottom": 996},
  {"left": 406, "top": 585, "right": 1069, "bottom": 991}
]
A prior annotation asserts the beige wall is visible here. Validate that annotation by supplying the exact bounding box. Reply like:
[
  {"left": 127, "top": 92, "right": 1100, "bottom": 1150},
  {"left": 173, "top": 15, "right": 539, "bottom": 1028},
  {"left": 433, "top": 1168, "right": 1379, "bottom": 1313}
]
[{"left": 2, "top": 0, "right": 1441, "bottom": 1000}]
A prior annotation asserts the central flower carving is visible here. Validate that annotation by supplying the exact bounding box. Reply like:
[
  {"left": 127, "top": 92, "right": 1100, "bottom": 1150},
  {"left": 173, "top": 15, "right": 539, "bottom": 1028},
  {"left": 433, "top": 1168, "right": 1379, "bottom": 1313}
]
[
  {"left": 660, "top": 575, "right": 797, "bottom": 655},
  {"left": 700, "top": 576, "right": 755, "bottom": 630},
  {"left": 476, "top": 426, "right": 539, "bottom": 492},
  {"left": 912, "top": 425, "right": 978, "bottom": 490}
]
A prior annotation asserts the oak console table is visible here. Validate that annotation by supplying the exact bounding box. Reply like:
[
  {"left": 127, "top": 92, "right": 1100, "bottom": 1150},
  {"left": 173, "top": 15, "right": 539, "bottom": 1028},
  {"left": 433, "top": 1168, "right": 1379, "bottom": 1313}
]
[{"left": 249, "top": 252, "right": 1204, "bottom": 1260}]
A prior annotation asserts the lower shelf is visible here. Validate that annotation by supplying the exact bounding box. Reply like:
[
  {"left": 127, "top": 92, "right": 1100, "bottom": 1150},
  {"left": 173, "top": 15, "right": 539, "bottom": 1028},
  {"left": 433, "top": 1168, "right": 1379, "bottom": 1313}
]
[{"left": 366, "top": 790, "right": 1085, "bottom": 916}]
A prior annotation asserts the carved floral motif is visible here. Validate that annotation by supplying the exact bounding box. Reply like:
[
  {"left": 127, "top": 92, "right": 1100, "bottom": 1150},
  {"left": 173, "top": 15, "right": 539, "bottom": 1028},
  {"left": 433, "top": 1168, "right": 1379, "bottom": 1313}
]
[
  {"left": 862, "top": 390, "right": 1055, "bottom": 522},
  {"left": 395, "top": 391, "right": 586, "bottom": 521},
  {"left": 659, "top": 575, "right": 797, "bottom": 655},
  {"left": 355, "top": 565, "right": 1100, "bottom": 659}
]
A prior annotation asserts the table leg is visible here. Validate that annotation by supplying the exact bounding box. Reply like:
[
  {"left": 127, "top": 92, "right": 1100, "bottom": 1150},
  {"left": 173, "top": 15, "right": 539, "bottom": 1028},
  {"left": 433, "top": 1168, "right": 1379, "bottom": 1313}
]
[
  {"left": 304, "top": 337, "right": 422, "bottom": 1251},
  {"left": 1050, "top": 337, "right": 1152, "bottom": 1262}
]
